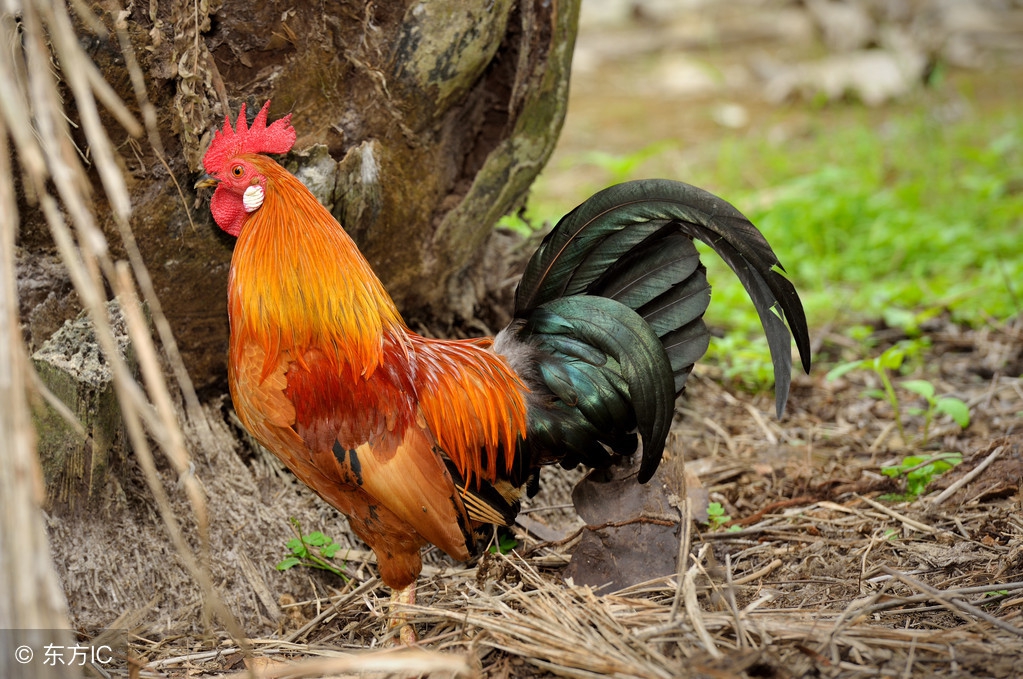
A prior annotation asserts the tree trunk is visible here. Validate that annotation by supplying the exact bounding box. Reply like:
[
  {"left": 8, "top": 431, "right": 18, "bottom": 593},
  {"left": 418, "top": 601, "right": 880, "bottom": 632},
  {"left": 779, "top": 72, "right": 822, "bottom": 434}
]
[{"left": 17, "top": 0, "right": 580, "bottom": 393}]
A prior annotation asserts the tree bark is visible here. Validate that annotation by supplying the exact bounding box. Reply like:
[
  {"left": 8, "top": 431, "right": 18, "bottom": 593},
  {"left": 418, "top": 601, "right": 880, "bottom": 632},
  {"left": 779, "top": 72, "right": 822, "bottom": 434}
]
[{"left": 17, "top": 0, "right": 580, "bottom": 393}]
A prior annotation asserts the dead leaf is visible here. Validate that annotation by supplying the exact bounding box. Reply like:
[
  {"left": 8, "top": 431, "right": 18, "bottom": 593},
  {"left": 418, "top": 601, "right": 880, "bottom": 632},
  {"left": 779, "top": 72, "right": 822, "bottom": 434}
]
[{"left": 564, "top": 456, "right": 682, "bottom": 591}]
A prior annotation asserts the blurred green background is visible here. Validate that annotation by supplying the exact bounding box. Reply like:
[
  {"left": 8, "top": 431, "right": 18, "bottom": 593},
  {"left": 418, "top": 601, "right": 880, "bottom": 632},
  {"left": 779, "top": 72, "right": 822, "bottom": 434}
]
[{"left": 513, "top": 0, "right": 1023, "bottom": 389}]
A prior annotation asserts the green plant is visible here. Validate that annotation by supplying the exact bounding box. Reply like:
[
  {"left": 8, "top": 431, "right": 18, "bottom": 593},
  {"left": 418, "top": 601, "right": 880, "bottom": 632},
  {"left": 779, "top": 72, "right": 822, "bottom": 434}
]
[
  {"left": 580, "top": 141, "right": 673, "bottom": 185},
  {"left": 496, "top": 212, "right": 536, "bottom": 237},
  {"left": 276, "top": 519, "right": 349, "bottom": 581},
  {"left": 880, "top": 452, "right": 962, "bottom": 501},
  {"left": 901, "top": 379, "right": 971, "bottom": 442},
  {"left": 880, "top": 305, "right": 947, "bottom": 337},
  {"left": 703, "top": 502, "right": 741, "bottom": 532},
  {"left": 704, "top": 334, "right": 777, "bottom": 393},
  {"left": 826, "top": 340, "right": 968, "bottom": 444},
  {"left": 488, "top": 532, "right": 518, "bottom": 555},
  {"left": 705, "top": 502, "right": 730, "bottom": 528}
]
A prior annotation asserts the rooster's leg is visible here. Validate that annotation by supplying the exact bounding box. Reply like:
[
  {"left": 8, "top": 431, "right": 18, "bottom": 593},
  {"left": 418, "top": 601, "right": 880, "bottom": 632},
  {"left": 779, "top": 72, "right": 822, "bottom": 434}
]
[{"left": 388, "top": 583, "right": 417, "bottom": 645}]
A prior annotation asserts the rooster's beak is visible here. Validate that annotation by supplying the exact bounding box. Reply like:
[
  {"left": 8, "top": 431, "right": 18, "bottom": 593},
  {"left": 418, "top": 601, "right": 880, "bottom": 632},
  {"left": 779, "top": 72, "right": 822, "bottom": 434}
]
[{"left": 194, "top": 174, "right": 219, "bottom": 190}]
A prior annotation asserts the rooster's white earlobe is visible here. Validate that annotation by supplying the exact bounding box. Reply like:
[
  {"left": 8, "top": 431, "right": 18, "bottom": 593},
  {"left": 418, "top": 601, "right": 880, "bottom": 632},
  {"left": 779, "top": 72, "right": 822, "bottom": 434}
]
[{"left": 243, "top": 185, "right": 264, "bottom": 213}]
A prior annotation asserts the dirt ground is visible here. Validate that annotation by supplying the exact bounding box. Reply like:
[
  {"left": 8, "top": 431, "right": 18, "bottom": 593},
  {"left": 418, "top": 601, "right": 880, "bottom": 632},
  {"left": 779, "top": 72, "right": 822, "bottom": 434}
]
[
  {"left": 52, "top": 3, "right": 1023, "bottom": 677},
  {"left": 116, "top": 311, "right": 1023, "bottom": 678},
  {"left": 180, "top": 323, "right": 1020, "bottom": 678}
]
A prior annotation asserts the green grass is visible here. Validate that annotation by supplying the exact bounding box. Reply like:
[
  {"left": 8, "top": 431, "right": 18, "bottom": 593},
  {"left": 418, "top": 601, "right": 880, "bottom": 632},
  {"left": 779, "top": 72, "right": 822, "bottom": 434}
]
[
  {"left": 702, "top": 110, "right": 1023, "bottom": 331},
  {"left": 527, "top": 98, "right": 1023, "bottom": 388}
]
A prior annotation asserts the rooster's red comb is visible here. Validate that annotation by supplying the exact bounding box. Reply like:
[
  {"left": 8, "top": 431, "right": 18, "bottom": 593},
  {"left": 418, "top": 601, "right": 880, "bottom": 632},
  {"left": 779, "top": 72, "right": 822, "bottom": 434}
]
[{"left": 202, "top": 101, "right": 296, "bottom": 174}]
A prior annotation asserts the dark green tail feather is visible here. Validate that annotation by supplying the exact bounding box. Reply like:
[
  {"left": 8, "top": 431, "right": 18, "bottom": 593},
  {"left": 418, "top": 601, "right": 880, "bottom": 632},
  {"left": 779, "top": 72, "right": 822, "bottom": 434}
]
[
  {"left": 504, "top": 179, "right": 811, "bottom": 485},
  {"left": 520, "top": 296, "right": 673, "bottom": 482}
]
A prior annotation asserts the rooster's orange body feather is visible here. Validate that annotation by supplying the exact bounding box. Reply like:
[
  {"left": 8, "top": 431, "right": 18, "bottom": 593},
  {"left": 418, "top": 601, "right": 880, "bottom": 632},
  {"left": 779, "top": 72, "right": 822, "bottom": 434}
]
[{"left": 223, "top": 153, "right": 527, "bottom": 588}]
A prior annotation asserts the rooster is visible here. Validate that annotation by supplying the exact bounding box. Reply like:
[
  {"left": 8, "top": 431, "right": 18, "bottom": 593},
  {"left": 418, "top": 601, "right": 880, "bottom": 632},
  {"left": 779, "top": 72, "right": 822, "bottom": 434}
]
[{"left": 196, "top": 101, "right": 810, "bottom": 638}]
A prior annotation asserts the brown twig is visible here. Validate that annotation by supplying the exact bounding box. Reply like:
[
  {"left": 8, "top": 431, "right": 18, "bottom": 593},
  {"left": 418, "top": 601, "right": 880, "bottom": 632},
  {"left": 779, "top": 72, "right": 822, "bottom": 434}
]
[
  {"left": 854, "top": 494, "right": 938, "bottom": 534},
  {"left": 541, "top": 515, "right": 679, "bottom": 550},
  {"left": 728, "top": 495, "right": 818, "bottom": 527},
  {"left": 930, "top": 445, "right": 1005, "bottom": 506}
]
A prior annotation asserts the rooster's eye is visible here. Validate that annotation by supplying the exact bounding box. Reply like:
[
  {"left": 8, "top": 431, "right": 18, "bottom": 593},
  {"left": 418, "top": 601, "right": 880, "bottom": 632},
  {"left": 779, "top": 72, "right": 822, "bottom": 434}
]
[{"left": 232, "top": 165, "right": 244, "bottom": 177}]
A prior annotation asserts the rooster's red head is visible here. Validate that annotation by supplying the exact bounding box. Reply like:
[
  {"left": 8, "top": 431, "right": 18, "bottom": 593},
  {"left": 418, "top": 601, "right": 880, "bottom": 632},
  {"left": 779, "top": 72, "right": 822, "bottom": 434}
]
[{"left": 197, "top": 101, "right": 296, "bottom": 236}]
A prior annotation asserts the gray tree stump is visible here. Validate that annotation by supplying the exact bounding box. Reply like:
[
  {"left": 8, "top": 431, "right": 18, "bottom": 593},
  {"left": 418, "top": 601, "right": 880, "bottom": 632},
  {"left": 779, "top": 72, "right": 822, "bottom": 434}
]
[{"left": 31, "top": 301, "right": 132, "bottom": 515}]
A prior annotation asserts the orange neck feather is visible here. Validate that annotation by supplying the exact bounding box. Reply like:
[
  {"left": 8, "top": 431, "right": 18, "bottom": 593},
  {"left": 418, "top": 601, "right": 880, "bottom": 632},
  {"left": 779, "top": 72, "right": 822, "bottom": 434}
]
[{"left": 227, "top": 155, "right": 405, "bottom": 380}]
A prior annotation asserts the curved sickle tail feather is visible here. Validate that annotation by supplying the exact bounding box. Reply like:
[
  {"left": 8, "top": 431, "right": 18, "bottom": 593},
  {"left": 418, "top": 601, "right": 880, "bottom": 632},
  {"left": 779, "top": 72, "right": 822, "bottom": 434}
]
[{"left": 505, "top": 179, "right": 811, "bottom": 484}]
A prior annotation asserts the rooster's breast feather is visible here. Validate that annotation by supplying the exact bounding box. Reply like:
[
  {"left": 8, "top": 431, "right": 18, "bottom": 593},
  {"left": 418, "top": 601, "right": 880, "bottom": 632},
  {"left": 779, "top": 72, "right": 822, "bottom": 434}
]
[{"left": 231, "top": 333, "right": 479, "bottom": 567}]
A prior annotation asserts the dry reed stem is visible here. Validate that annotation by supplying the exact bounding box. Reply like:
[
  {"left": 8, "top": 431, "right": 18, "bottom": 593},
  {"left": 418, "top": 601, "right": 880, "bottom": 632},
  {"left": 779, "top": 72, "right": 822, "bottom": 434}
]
[
  {"left": 1, "top": 0, "right": 250, "bottom": 660},
  {"left": 880, "top": 566, "right": 1023, "bottom": 638},
  {"left": 200, "top": 649, "right": 474, "bottom": 679},
  {"left": 0, "top": 64, "right": 77, "bottom": 677},
  {"left": 853, "top": 494, "right": 938, "bottom": 534},
  {"left": 683, "top": 544, "right": 721, "bottom": 659}
]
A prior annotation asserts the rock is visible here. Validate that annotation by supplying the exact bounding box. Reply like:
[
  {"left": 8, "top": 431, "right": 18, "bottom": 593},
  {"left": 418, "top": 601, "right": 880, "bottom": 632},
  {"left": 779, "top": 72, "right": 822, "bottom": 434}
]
[
  {"left": 31, "top": 301, "right": 133, "bottom": 515},
  {"left": 712, "top": 102, "right": 751, "bottom": 129},
  {"left": 911, "top": 1, "right": 1020, "bottom": 69},
  {"left": 654, "top": 55, "right": 723, "bottom": 98},
  {"left": 760, "top": 28, "right": 928, "bottom": 106},
  {"left": 564, "top": 455, "right": 683, "bottom": 592},
  {"left": 16, "top": 249, "right": 80, "bottom": 354},
  {"left": 806, "top": 0, "right": 876, "bottom": 52},
  {"left": 287, "top": 144, "right": 340, "bottom": 211}
]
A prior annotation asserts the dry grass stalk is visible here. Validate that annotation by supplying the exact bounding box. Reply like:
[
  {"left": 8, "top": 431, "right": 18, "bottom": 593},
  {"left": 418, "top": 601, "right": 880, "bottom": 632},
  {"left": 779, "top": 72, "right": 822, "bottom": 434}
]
[
  {"left": 0, "top": 71, "right": 78, "bottom": 679},
  {"left": 220, "top": 649, "right": 474, "bottom": 679},
  {"left": 930, "top": 445, "right": 1005, "bottom": 506},
  {"left": 682, "top": 544, "right": 721, "bottom": 659},
  {"left": 880, "top": 566, "right": 1023, "bottom": 638},
  {"left": 853, "top": 494, "right": 938, "bottom": 534},
  {"left": 1, "top": 0, "right": 248, "bottom": 657}
]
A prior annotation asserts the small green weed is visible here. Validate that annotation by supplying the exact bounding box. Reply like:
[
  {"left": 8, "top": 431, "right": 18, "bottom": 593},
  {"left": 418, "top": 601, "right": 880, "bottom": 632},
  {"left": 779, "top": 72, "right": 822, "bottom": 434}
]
[
  {"left": 706, "top": 502, "right": 730, "bottom": 528},
  {"left": 276, "top": 518, "right": 349, "bottom": 581},
  {"left": 488, "top": 532, "right": 518, "bottom": 555},
  {"left": 826, "top": 340, "right": 969, "bottom": 444},
  {"left": 880, "top": 452, "right": 963, "bottom": 501},
  {"left": 580, "top": 141, "right": 673, "bottom": 185},
  {"left": 704, "top": 502, "right": 742, "bottom": 532},
  {"left": 901, "top": 379, "right": 971, "bottom": 439},
  {"left": 496, "top": 212, "right": 536, "bottom": 237}
]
